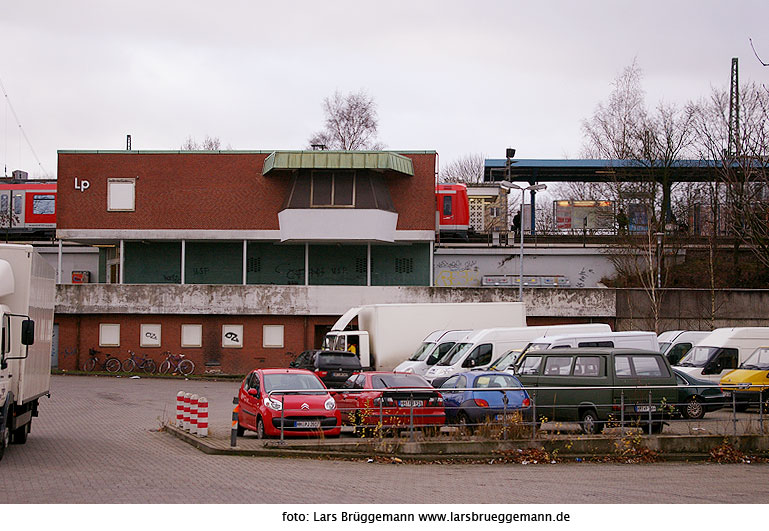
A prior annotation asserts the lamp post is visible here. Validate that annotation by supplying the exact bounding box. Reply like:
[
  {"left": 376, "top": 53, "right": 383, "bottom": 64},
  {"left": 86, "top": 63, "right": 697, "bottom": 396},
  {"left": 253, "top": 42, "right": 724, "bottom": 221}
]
[
  {"left": 500, "top": 180, "right": 547, "bottom": 301},
  {"left": 655, "top": 232, "right": 664, "bottom": 289}
]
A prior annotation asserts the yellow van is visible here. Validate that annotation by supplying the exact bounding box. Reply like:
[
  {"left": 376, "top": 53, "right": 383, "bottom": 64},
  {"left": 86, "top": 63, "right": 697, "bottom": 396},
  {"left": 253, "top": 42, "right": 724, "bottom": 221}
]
[{"left": 719, "top": 346, "right": 769, "bottom": 411}]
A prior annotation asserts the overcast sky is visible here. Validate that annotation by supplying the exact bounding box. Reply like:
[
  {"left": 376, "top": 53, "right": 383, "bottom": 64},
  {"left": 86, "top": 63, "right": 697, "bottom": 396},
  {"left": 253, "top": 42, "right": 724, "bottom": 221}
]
[{"left": 1, "top": 1, "right": 767, "bottom": 179}]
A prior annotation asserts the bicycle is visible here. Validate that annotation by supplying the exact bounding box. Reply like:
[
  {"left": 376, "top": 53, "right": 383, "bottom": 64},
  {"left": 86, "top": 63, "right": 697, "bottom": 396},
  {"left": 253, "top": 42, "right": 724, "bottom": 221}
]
[
  {"left": 121, "top": 350, "right": 157, "bottom": 373},
  {"left": 82, "top": 348, "right": 122, "bottom": 373},
  {"left": 159, "top": 351, "right": 195, "bottom": 376}
]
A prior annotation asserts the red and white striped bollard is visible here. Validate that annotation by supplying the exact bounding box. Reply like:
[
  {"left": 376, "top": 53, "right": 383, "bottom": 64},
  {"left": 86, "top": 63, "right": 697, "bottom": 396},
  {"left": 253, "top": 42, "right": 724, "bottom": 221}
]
[
  {"left": 176, "top": 391, "right": 185, "bottom": 428},
  {"left": 197, "top": 397, "right": 208, "bottom": 437},
  {"left": 190, "top": 394, "right": 199, "bottom": 435},
  {"left": 183, "top": 392, "right": 191, "bottom": 431}
]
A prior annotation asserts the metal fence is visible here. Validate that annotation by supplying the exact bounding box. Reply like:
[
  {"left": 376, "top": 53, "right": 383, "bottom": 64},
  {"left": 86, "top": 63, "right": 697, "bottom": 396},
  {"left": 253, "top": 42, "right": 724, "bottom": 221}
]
[{"left": 251, "top": 383, "right": 769, "bottom": 442}]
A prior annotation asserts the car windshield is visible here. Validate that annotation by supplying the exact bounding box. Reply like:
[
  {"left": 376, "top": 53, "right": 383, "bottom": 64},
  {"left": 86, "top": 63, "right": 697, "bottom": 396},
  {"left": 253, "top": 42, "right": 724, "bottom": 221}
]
[
  {"left": 473, "top": 374, "right": 522, "bottom": 388},
  {"left": 490, "top": 350, "right": 520, "bottom": 371},
  {"left": 317, "top": 353, "right": 360, "bottom": 368},
  {"left": 522, "top": 342, "right": 550, "bottom": 354},
  {"left": 677, "top": 346, "right": 719, "bottom": 368},
  {"left": 739, "top": 347, "right": 769, "bottom": 370},
  {"left": 263, "top": 374, "right": 326, "bottom": 393},
  {"left": 372, "top": 374, "right": 429, "bottom": 389},
  {"left": 438, "top": 342, "right": 474, "bottom": 366},
  {"left": 659, "top": 342, "right": 671, "bottom": 354},
  {"left": 409, "top": 342, "right": 436, "bottom": 361}
]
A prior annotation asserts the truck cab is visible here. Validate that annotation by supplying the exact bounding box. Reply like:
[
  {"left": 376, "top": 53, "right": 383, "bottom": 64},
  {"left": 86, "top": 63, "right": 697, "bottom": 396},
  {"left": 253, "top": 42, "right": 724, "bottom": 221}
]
[{"left": 322, "top": 330, "right": 371, "bottom": 369}]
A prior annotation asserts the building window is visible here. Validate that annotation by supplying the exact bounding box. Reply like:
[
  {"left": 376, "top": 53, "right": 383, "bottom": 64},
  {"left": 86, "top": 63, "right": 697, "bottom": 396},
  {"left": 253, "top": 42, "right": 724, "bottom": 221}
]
[
  {"left": 311, "top": 171, "right": 355, "bottom": 207},
  {"left": 222, "top": 324, "right": 243, "bottom": 348},
  {"left": 263, "top": 325, "right": 284, "bottom": 348},
  {"left": 99, "top": 323, "right": 121, "bottom": 347},
  {"left": 107, "top": 178, "right": 136, "bottom": 211},
  {"left": 489, "top": 207, "right": 501, "bottom": 218},
  {"left": 181, "top": 324, "right": 202, "bottom": 348},
  {"left": 140, "top": 324, "right": 162, "bottom": 348}
]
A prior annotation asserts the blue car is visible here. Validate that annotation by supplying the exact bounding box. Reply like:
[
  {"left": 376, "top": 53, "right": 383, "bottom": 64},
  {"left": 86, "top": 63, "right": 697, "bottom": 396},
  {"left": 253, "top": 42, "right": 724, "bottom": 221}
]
[{"left": 438, "top": 371, "right": 532, "bottom": 430}]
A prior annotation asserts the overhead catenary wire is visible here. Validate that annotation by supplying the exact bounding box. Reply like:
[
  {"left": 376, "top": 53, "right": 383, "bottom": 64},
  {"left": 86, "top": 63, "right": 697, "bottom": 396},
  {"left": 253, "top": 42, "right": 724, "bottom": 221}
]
[{"left": 0, "top": 75, "right": 50, "bottom": 178}]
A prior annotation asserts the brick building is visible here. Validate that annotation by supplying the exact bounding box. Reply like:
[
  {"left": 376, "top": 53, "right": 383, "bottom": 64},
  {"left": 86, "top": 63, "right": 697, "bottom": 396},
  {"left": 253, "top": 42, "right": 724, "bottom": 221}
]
[{"left": 55, "top": 150, "right": 437, "bottom": 373}]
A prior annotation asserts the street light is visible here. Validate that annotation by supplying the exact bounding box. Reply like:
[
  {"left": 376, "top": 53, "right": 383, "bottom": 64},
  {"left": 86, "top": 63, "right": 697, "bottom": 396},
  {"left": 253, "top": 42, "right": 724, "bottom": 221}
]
[{"left": 500, "top": 180, "right": 547, "bottom": 301}]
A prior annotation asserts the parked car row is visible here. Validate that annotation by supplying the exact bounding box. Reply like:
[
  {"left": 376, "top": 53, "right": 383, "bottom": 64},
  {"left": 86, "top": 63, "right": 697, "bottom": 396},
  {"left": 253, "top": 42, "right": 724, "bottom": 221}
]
[{"left": 235, "top": 324, "right": 769, "bottom": 440}]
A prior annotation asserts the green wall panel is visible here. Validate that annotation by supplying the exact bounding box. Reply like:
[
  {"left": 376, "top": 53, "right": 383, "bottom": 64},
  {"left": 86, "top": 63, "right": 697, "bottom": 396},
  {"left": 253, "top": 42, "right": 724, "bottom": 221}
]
[
  {"left": 124, "top": 242, "right": 182, "bottom": 284},
  {"left": 309, "top": 245, "right": 367, "bottom": 285},
  {"left": 246, "top": 242, "right": 305, "bottom": 285},
  {"left": 185, "top": 242, "right": 242, "bottom": 284},
  {"left": 371, "top": 243, "right": 430, "bottom": 286}
]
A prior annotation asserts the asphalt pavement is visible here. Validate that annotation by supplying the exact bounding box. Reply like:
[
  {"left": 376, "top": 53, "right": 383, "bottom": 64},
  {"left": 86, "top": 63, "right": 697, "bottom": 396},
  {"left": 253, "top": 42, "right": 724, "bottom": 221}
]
[{"left": 0, "top": 374, "right": 768, "bottom": 504}]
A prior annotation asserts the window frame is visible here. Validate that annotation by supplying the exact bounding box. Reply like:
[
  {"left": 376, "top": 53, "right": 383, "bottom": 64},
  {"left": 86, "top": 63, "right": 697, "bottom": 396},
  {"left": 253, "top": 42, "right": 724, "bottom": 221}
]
[
  {"left": 107, "top": 178, "right": 136, "bottom": 212},
  {"left": 310, "top": 171, "right": 356, "bottom": 208}
]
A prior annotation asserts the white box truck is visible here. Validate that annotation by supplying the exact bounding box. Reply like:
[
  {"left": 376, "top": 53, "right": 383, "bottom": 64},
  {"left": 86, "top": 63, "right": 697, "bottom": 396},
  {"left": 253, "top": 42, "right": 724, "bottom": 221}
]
[
  {"left": 322, "top": 302, "right": 526, "bottom": 371},
  {"left": 0, "top": 244, "right": 55, "bottom": 461}
]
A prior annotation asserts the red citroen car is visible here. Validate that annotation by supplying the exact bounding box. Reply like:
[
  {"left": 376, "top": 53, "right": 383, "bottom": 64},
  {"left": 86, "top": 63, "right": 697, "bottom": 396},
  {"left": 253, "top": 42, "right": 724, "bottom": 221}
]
[
  {"left": 334, "top": 372, "right": 445, "bottom": 432},
  {"left": 237, "top": 368, "right": 341, "bottom": 438}
]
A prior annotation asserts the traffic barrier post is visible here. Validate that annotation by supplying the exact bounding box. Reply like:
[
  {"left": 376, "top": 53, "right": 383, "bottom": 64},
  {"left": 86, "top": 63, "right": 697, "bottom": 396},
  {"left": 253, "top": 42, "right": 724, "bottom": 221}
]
[
  {"left": 190, "top": 394, "right": 199, "bottom": 435},
  {"left": 183, "top": 392, "right": 191, "bottom": 432},
  {"left": 231, "top": 397, "right": 239, "bottom": 447},
  {"left": 197, "top": 397, "right": 208, "bottom": 437},
  {"left": 176, "top": 391, "right": 185, "bottom": 428}
]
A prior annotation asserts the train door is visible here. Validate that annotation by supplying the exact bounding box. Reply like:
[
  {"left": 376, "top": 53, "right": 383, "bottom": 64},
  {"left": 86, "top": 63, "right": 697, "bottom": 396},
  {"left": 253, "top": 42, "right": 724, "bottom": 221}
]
[{"left": 0, "top": 190, "right": 24, "bottom": 228}]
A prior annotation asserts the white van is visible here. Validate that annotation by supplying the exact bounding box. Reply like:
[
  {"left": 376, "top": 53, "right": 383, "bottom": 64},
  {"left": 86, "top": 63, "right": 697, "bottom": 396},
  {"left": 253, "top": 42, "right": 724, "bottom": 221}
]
[
  {"left": 522, "top": 331, "right": 659, "bottom": 354},
  {"left": 423, "top": 323, "right": 612, "bottom": 383},
  {"left": 393, "top": 330, "right": 470, "bottom": 376},
  {"left": 658, "top": 330, "right": 710, "bottom": 365},
  {"left": 676, "top": 327, "right": 769, "bottom": 383}
]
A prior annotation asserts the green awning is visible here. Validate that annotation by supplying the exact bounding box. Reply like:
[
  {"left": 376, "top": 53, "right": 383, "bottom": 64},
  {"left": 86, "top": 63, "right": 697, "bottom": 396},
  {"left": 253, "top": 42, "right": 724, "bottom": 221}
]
[{"left": 262, "top": 151, "right": 414, "bottom": 176}]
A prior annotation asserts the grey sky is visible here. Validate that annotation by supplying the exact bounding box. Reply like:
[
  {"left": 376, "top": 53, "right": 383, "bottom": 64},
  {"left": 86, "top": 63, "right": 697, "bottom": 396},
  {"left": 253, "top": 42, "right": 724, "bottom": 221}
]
[{"left": 1, "top": 1, "right": 767, "bottom": 179}]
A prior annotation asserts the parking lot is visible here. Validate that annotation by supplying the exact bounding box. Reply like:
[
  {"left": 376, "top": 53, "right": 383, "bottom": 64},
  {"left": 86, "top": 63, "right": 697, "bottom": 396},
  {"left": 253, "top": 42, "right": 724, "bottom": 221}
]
[{"left": 1, "top": 374, "right": 768, "bottom": 504}]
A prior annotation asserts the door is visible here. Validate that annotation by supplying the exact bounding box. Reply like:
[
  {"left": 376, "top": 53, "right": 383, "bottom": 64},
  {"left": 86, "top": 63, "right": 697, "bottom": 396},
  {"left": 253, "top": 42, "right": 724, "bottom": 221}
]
[{"left": 51, "top": 323, "right": 59, "bottom": 369}]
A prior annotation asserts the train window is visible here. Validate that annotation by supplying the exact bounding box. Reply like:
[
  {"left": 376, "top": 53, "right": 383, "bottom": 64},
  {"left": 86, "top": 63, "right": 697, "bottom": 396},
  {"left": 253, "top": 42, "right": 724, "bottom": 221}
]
[
  {"left": 107, "top": 178, "right": 136, "bottom": 211},
  {"left": 12, "top": 194, "right": 22, "bottom": 215},
  {"left": 443, "top": 196, "right": 452, "bottom": 216},
  {"left": 0, "top": 194, "right": 7, "bottom": 213},
  {"left": 32, "top": 194, "right": 56, "bottom": 215}
]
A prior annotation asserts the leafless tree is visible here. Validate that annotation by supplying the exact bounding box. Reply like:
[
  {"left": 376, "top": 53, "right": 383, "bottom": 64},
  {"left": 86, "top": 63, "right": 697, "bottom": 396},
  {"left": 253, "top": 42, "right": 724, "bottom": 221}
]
[
  {"left": 308, "top": 90, "right": 382, "bottom": 150},
  {"left": 180, "top": 135, "right": 227, "bottom": 150},
  {"left": 439, "top": 153, "right": 485, "bottom": 183}
]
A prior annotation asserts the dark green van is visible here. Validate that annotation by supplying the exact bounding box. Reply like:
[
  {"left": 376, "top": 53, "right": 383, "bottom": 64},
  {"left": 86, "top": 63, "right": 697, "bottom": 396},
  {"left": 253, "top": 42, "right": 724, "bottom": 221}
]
[{"left": 513, "top": 348, "right": 677, "bottom": 434}]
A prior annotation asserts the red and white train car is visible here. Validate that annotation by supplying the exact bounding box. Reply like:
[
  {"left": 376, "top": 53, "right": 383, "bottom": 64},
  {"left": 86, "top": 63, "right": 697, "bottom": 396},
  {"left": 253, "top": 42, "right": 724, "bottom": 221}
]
[
  {"left": 436, "top": 183, "right": 469, "bottom": 239},
  {"left": 0, "top": 182, "right": 57, "bottom": 231}
]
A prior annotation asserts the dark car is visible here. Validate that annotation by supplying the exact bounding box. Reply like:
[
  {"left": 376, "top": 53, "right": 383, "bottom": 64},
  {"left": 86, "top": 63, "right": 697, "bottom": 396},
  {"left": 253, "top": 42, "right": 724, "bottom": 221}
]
[
  {"left": 439, "top": 371, "right": 531, "bottom": 431},
  {"left": 290, "top": 350, "right": 362, "bottom": 389},
  {"left": 673, "top": 368, "right": 727, "bottom": 419}
]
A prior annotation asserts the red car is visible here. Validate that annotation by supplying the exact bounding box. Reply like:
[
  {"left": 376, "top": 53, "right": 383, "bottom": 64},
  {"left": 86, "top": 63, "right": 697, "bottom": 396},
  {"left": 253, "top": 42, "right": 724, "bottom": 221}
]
[
  {"left": 237, "top": 368, "right": 341, "bottom": 438},
  {"left": 334, "top": 372, "right": 445, "bottom": 433}
]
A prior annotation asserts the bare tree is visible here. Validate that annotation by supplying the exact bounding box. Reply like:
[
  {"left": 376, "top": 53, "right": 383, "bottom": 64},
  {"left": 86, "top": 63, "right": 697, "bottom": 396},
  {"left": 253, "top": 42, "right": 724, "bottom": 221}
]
[
  {"left": 308, "top": 90, "right": 382, "bottom": 150},
  {"left": 439, "top": 153, "right": 485, "bottom": 183},
  {"left": 180, "top": 135, "right": 227, "bottom": 150}
]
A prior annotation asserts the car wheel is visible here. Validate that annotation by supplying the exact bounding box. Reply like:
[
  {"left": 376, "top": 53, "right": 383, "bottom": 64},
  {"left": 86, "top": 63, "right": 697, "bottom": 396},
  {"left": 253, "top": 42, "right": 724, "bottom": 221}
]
[
  {"left": 256, "top": 417, "right": 266, "bottom": 439},
  {"left": 684, "top": 397, "right": 705, "bottom": 420},
  {"left": 236, "top": 423, "right": 245, "bottom": 437},
  {"left": 0, "top": 423, "right": 9, "bottom": 461},
  {"left": 457, "top": 412, "right": 473, "bottom": 434},
  {"left": 650, "top": 422, "right": 664, "bottom": 434},
  {"left": 580, "top": 409, "right": 603, "bottom": 435},
  {"left": 735, "top": 403, "right": 749, "bottom": 413}
]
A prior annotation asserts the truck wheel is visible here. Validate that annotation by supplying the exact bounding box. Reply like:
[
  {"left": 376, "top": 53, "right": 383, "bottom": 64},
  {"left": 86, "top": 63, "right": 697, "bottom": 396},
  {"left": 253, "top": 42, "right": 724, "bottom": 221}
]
[
  {"left": 0, "top": 423, "right": 9, "bottom": 461},
  {"left": 11, "top": 422, "right": 29, "bottom": 444}
]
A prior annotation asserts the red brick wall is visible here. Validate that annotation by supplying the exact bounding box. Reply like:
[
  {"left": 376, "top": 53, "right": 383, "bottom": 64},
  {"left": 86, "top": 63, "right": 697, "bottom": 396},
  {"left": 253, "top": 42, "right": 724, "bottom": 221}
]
[
  {"left": 57, "top": 152, "right": 436, "bottom": 232},
  {"left": 54, "top": 313, "right": 340, "bottom": 375}
]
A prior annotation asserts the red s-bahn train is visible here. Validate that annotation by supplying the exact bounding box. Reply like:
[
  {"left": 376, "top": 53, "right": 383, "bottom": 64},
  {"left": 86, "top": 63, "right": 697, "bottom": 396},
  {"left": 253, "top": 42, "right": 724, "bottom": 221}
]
[
  {"left": 436, "top": 183, "right": 470, "bottom": 240},
  {"left": 0, "top": 181, "right": 57, "bottom": 236}
]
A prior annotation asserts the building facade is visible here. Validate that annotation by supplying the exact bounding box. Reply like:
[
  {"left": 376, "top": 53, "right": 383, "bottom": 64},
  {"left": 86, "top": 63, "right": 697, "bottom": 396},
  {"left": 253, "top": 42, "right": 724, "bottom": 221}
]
[{"left": 55, "top": 150, "right": 438, "bottom": 373}]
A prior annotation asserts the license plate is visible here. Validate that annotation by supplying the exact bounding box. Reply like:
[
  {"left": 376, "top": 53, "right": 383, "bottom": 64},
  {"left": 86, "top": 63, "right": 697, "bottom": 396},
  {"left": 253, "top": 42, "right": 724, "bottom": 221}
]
[
  {"left": 495, "top": 414, "right": 518, "bottom": 421},
  {"left": 398, "top": 400, "right": 424, "bottom": 408},
  {"left": 723, "top": 391, "right": 732, "bottom": 397},
  {"left": 635, "top": 405, "right": 657, "bottom": 413},
  {"left": 333, "top": 372, "right": 348, "bottom": 378},
  {"left": 295, "top": 420, "right": 321, "bottom": 428}
]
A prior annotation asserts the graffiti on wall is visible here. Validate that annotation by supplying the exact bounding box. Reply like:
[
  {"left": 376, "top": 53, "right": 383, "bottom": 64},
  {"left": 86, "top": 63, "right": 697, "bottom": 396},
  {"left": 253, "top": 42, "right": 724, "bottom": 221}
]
[{"left": 434, "top": 259, "right": 480, "bottom": 286}]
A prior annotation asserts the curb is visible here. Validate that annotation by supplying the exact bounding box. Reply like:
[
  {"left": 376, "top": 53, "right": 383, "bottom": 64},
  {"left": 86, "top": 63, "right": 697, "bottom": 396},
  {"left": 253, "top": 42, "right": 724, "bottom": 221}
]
[{"left": 163, "top": 424, "right": 769, "bottom": 463}]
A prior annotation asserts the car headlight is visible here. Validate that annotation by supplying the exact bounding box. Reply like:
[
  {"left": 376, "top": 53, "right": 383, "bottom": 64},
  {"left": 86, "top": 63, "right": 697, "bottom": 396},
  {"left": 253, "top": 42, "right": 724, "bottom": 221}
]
[
  {"left": 325, "top": 396, "right": 336, "bottom": 411},
  {"left": 403, "top": 367, "right": 414, "bottom": 373},
  {"left": 264, "top": 397, "right": 283, "bottom": 411}
]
